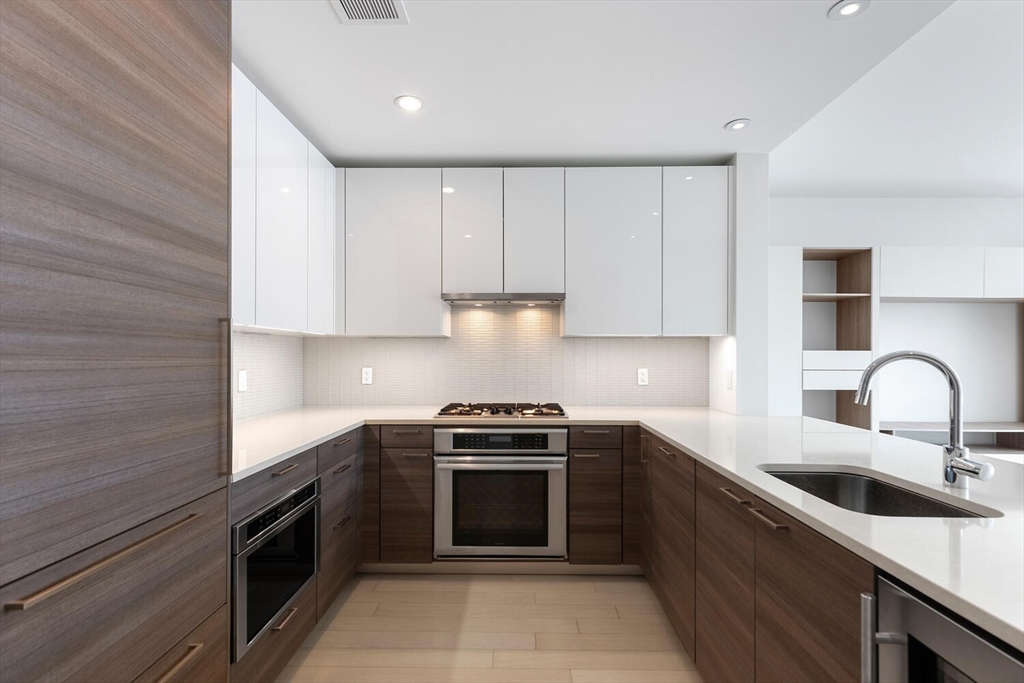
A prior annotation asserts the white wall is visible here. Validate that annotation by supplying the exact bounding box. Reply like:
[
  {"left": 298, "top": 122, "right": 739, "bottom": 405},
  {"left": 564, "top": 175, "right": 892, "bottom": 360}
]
[
  {"left": 768, "top": 247, "right": 803, "bottom": 416},
  {"left": 770, "top": 197, "right": 1024, "bottom": 247}
]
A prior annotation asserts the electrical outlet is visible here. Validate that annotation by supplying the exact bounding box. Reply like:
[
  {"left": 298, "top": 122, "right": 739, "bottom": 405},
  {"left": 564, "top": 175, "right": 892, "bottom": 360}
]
[
  {"left": 238, "top": 369, "right": 248, "bottom": 392},
  {"left": 637, "top": 368, "right": 649, "bottom": 386},
  {"left": 361, "top": 367, "right": 373, "bottom": 385},
  {"left": 726, "top": 370, "right": 734, "bottom": 390}
]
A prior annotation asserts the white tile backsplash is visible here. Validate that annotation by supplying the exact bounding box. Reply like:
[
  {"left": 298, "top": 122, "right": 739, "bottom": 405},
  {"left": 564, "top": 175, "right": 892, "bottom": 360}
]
[
  {"left": 304, "top": 307, "right": 709, "bottom": 407},
  {"left": 232, "top": 331, "right": 304, "bottom": 420}
]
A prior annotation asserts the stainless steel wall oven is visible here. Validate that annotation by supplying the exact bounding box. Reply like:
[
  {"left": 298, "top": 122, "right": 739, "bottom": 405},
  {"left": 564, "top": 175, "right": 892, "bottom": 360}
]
[
  {"left": 232, "top": 478, "right": 320, "bottom": 661},
  {"left": 434, "top": 428, "right": 567, "bottom": 559}
]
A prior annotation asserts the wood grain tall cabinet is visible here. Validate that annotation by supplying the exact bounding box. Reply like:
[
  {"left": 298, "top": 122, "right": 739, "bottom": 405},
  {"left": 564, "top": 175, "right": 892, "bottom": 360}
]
[{"left": 0, "top": 1, "right": 231, "bottom": 681}]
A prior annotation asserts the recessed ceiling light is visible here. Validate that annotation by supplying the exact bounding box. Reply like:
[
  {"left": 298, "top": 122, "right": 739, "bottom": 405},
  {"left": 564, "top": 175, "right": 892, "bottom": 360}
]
[
  {"left": 630, "top": 235, "right": 636, "bottom": 239},
  {"left": 725, "top": 118, "right": 752, "bottom": 131},
  {"left": 464, "top": 234, "right": 472, "bottom": 238},
  {"left": 474, "top": 303, "right": 483, "bottom": 307},
  {"left": 828, "top": 0, "right": 870, "bottom": 20},
  {"left": 280, "top": 187, "right": 292, "bottom": 193},
  {"left": 527, "top": 303, "right": 536, "bottom": 307},
  {"left": 395, "top": 95, "right": 423, "bottom": 111},
  {"left": 684, "top": 176, "right": 693, "bottom": 180},
  {"left": 442, "top": 187, "right": 455, "bottom": 194},
  {"left": 652, "top": 212, "right": 659, "bottom": 216}
]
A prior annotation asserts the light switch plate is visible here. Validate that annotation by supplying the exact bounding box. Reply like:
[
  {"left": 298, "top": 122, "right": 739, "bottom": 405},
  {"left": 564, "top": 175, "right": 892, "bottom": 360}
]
[
  {"left": 362, "top": 367, "right": 373, "bottom": 385},
  {"left": 238, "top": 369, "right": 248, "bottom": 392},
  {"left": 637, "top": 368, "right": 649, "bottom": 386}
]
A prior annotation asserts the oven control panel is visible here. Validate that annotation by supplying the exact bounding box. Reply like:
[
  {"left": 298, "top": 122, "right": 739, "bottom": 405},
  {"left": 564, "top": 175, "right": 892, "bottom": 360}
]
[
  {"left": 244, "top": 479, "right": 318, "bottom": 543},
  {"left": 452, "top": 433, "right": 549, "bottom": 450}
]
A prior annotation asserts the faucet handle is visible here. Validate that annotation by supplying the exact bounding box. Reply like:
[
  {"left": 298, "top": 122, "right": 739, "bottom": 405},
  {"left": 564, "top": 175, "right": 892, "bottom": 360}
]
[{"left": 945, "top": 446, "right": 995, "bottom": 483}]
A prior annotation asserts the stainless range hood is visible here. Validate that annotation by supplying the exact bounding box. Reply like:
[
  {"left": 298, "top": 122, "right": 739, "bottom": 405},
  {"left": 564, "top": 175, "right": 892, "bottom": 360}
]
[{"left": 442, "top": 293, "right": 565, "bottom": 306}]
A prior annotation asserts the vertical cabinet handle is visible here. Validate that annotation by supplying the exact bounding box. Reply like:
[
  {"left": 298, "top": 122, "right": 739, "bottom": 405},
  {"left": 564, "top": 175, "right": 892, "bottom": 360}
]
[
  {"left": 718, "top": 487, "right": 751, "bottom": 506},
  {"left": 154, "top": 643, "right": 205, "bottom": 683},
  {"left": 4, "top": 513, "right": 202, "bottom": 611},
  {"left": 271, "top": 463, "right": 299, "bottom": 477},
  {"left": 860, "top": 593, "right": 876, "bottom": 683},
  {"left": 272, "top": 607, "right": 298, "bottom": 632},
  {"left": 748, "top": 507, "right": 788, "bottom": 530}
]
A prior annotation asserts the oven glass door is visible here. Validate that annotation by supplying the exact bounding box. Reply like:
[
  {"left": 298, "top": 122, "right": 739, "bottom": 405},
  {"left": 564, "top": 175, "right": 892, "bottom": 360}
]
[
  {"left": 242, "top": 502, "right": 317, "bottom": 644},
  {"left": 452, "top": 469, "right": 549, "bottom": 547}
]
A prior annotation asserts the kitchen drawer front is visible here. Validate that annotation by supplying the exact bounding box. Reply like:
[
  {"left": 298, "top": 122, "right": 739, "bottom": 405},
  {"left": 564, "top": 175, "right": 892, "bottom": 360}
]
[
  {"left": 321, "top": 450, "right": 359, "bottom": 525},
  {"left": 380, "top": 425, "right": 433, "bottom": 448},
  {"left": 318, "top": 502, "right": 359, "bottom": 621},
  {"left": 230, "top": 577, "right": 316, "bottom": 683},
  {"left": 0, "top": 490, "right": 227, "bottom": 683},
  {"left": 802, "top": 370, "right": 862, "bottom": 391},
  {"left": 231, "top": 447, "right": 317, "bottom": 523},
  {"left": 134, "top": 604, "right": 228, "bottom": 683},
  {"left": 318, "top": 428, "right": 361, "bottom": 474},
  {"left": 569, "top": 425, "right": 623, "bottom": 449}
]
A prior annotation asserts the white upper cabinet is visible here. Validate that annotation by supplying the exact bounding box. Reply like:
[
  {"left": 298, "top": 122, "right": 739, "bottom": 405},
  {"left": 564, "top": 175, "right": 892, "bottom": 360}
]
[
  {"left": 334, "top": 168, "right": 346, "bottom": 334},
  {"left": 504, "top": 167, "right": 565, "bottom": 294},
  {"left": 306, "top": 143, "right": 335, "bottom": 334},
  {"left": 662, "top": 166, "right": 728, "bottom": 335},
  {"left": 346, "top": 168, "right": 450, "bottom": 336},
  {"left": 231, "top": 65, "right": 257, "bottom": 326},
  {"left": 441, "top": 168, "right": 503, "bottom": 293},
  {"left": 255, "top": 91, "right": 308, "bottom": 331},
  {"left": 564, "top": 167, "right": 662, "bottom": 336},
  {"left": 880, "top": 247, "right": 985, "bottom": 299},
  {"left": 984, "top": 247, "right": 1024, "bottom": 299}
]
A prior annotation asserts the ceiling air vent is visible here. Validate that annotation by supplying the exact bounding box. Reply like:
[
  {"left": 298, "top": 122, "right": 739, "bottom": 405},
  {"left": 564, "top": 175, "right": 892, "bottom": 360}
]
[{"left": 330, "top": 0, "right": 409, "bottom": 25}]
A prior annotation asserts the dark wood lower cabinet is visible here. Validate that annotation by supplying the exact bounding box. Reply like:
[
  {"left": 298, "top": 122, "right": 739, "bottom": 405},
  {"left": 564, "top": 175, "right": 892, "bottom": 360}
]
[
  {"left": 569, "top": 448, "right": 623, "bottom": 564},
  {"left": 318, "top": 502, "right": 359, "bottom": 620},
  {"left": 380, "top": 447, "right": 433, "bottom": 563},
  {"left": 651, "top": 439, "right": 696, "bottom": 660},
  {"left": 230, "top": 578, "right": 316, "bottom": 683},
  {"left": 0, "top": 490, "right": 227, "bottom": 683},
  {"left": 621, "top": 426, "right": 642, "bottom": 565},
  {"left": 753, "top": 498, "right": 874, "bottom": 683},
  {"left": 695, "top": 464, "right": 756, "bottom": 683},
  {"left": 134, "top": 605, "right": 228, "bottom": 683},
  {"left": 360, "top": 425, "right": 381, "bottom": 564},
  {"left": 638, "top": 432, "right": 654, "bottom": 579}
]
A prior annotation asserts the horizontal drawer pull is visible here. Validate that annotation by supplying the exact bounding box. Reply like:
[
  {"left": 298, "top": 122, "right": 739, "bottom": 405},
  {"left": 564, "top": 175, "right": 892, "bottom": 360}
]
[
  {"left": 332, "top": 438, "right": 352, "bottom": 447},
  {"left": 391, "top": 429, "right": 422, "bottom": 435},
  {"left": 402, "top": 452, "right": 430, "bottom": 457},
  {"left": 333, "top": 463, "right": 352, "bottom": 475},
  {"left": 4, "top": 513, "right": 202, "bottom": 611},
  {"left": 272, "top": 607, "right": 298, "bottom": 632},
  {"left": 748, "top": 507, "right": 788, "bottom": 531},
  {"left": 333, "top": 516, "right": 352, "bottom": 531},
  {"left": 657, "top": 446, "right": 676, "bottom": 457},
  {"left": 573, "top": 453, "right": 601, "bottom": 458},
  {"left": 271, "top": 463, "right": 299, "bottom": 477},
  {"left": 154, "top": 643, "right": 205, "bottom": 683},
  {"left": 582, "top": 429, "right": 610, "bottom": 435},
  {"left": 719, "top": 487, "right": 751, "bottom": 506}
]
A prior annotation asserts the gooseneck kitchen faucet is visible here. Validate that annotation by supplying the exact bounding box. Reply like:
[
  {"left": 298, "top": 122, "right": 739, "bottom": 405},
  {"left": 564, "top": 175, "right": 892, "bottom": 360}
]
[{"left": 854, "top": 350, "right": 994, "bottom": 490}]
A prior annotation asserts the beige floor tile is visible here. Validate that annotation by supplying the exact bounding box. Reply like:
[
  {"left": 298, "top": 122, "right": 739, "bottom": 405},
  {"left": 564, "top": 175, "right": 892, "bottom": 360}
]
[
  {"left": 372, "top": 603, "right": 618, "bottom": 619},
  {"left": 590, "top": 581, "right": 656, "bottom": 596},
  {"left": 494, "top": 650, "right": 694, "bottom": 671},
  {"left": 576, "top": 617, "right": 676, "bottom": 635},
  {"left": 348, "top": 589, "right": 536, "bottom": 605},
  {"left": 350, "top": 576, "right": 381, "bottom": 591},
  {"left": 369, "top": 575, "right": 521, "bottom": 591},
  {"left": 301, "top": 629, "right": 536, "bottom": 650},
  {"left": 287, "top": 648, "right": 494, "bottom": 668},
  {"left": 310, "top": 667, "right": 573, "bottom": 683},
  {"left": 615, "top": 604, "right": 667, "bottom": 616},
  {"left": 535, "top": 591, "right": 660, "bottom": 606},
  {"left": 536, "top": 633, "right": 683, "bottom": 651},
  {"left": 318, "top": 615, "right": 579, "bottom": 633},
  {"left": 275, "top": 666, "right": 319, "bottom": 683},
  {"left": 570, "top": 670, "right": 702, "bottom": 683},
  {"left": 316, "top": 601, "right": 380, "bottom": 628}
]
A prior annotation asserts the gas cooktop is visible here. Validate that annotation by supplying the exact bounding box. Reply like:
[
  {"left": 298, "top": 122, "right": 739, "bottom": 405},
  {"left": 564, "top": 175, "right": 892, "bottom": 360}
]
[{"left": 437, "top": 402, "right": 567, "bottom": 418}]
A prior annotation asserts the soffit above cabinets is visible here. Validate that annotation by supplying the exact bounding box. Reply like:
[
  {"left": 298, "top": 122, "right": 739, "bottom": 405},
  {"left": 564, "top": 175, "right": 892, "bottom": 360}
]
[{"left": 232, "top": 0, "right": 950, "bottom": 166}]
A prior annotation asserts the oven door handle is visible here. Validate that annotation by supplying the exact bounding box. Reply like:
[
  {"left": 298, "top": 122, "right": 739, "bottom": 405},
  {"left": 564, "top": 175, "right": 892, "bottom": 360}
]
[{"left": 435, "top": 463, "right": 565, "bottom": 471}]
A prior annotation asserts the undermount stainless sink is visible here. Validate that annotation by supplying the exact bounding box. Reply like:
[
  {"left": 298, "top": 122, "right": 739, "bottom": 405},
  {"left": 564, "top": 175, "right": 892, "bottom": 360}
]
[{"left": 762, "top": 469, "right": 993, "bottom": 518}]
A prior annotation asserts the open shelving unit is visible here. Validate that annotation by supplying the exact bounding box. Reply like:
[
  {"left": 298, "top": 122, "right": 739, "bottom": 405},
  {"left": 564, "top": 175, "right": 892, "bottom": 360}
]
[{"left": 801, "top": 248, "right": 874, "bottom": 429}]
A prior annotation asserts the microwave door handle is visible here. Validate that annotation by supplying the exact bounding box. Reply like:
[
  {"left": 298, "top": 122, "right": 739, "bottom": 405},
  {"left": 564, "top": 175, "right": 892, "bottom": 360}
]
[{"left": 435, "top": 463, "right": 564, "bottom": 471}]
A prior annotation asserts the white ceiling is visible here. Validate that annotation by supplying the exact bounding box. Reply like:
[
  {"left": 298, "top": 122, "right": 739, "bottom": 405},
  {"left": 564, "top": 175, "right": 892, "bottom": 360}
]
[
  {"left": 770, "top": 0, "right": 1024, "bottom": 198},
  {"left": 232, "top": 0, "right": 950, "bottom": 167}
]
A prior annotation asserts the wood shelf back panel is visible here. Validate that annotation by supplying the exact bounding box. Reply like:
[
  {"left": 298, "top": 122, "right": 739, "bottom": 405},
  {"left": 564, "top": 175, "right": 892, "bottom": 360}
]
[
  {"left": 836, "top": 250, "right": 872, "bottom": 295},
  {"left": 836, "top": 297, "right": 872, "bottom": 351},
  {"left": 836, "top": 391, "right": 871, "bottom": 430}
]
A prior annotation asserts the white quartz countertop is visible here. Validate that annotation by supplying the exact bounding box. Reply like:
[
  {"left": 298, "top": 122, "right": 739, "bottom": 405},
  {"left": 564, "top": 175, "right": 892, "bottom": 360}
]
[{"left": 232, "top": 406, "right": 1024, "bottom": 650}]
